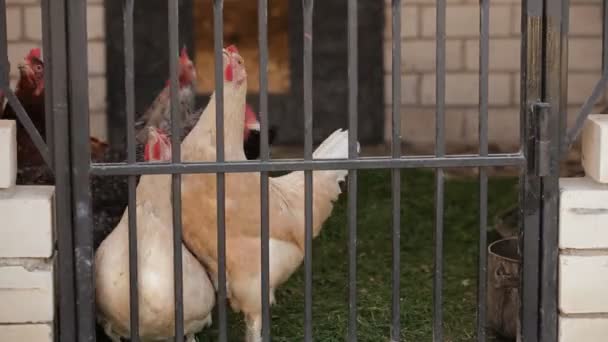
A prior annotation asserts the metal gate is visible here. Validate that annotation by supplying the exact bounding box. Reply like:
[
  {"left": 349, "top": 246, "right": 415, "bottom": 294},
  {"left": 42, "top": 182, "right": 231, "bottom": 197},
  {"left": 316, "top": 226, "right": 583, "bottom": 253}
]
[{"left": 0, "top": 0, "right": 591, "bottom": 340}]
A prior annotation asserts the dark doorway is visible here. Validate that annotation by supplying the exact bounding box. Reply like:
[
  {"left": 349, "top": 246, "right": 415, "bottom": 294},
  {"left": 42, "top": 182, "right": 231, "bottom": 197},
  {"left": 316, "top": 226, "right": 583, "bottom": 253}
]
[{"left": 105, "top": 0, "right": 385, "bottom": 147}]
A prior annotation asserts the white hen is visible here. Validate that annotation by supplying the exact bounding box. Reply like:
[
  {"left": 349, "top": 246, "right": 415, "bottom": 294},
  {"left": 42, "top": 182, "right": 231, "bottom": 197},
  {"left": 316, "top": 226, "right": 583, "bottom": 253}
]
[{"left": 95, "top": 127, "right": 215, "bottom": 342}]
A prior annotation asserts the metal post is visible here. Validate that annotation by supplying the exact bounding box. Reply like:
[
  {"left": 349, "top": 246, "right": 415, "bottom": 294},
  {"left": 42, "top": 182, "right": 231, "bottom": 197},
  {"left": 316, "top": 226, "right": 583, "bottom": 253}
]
[
  {"left": 539, "top": 0, "right": 566, "bottom": 340},
  {"left": 44, "top": 0, "right": 77, "bottom": 340},
  {"left": 66, "top": 0, "right": 95, "bottom": 340},
  {"left": 519, "top": 0, "right": 544, "bottom": 341}
]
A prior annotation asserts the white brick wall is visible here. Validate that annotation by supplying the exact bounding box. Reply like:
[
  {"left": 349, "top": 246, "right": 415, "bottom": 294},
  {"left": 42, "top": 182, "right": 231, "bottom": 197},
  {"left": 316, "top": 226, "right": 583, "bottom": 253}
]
[
  {"left": 0, "top": 119, "right": 56, "bottom": 340},
  {"left": 5, "top": 0, "right": 108, "bottom": 141},
  {"left": 384, "top": 1, "right": 608, "bottom": 150},
  {"left": 558, "top": 117, "right": 608, "bottom": 341}
]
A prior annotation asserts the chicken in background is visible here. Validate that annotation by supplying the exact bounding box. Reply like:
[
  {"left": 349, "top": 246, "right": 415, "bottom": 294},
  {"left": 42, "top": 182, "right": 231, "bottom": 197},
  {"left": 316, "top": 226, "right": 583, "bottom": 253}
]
[
  {"left": 243, "top": 103, "right": 277, "bottom": 159},
  {"left": 179, "top": 45, "right": 357, "bottom": 342},
  {"left": 0, "top": 48, "right": 110, "bottom": 185},
  {"left": 134, "top": 47, "right": 198, "bottom": 145},
  {"left": 1, "top": 48, "right": 45, "bottom": 169},
  {"left": 95, "top": 127, "right": 215, "bottom": 342}
]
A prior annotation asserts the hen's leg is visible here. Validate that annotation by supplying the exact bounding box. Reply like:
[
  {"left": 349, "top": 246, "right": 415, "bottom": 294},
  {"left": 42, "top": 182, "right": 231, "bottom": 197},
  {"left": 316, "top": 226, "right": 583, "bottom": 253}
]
[{"left": 245, "top": 314, "right": 262, "bottom": 342}]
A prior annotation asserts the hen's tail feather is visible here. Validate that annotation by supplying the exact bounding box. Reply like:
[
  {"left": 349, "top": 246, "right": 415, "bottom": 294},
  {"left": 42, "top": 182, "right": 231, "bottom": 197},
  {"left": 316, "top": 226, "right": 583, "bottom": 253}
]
[{"left": 311, "top": 128, "right": 359, "bottom": 184}]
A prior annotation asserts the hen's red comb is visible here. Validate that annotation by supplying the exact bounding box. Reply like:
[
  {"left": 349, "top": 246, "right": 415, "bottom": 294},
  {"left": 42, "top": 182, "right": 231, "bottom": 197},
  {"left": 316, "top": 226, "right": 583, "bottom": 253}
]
[
  {"left": 27, "top": 48, "right": 41, "bottom": 61},
  {"left": 225, "top": 44, "right": 238, "bottom": 54}
]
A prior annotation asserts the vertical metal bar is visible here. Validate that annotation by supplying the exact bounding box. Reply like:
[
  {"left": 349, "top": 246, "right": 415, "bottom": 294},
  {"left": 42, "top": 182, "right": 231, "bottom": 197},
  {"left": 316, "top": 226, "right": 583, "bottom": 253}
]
[
  {"left": 258, "top": 0, "right": 271, "bottom": 341},
  {"left": 213, "top": 1, "right": 228, "bottom": 341},
  {"left": 123, "top": 0, "right": 140, "bottom": 340},
  {"left": 603, "top": 0, "right": 608, "bottom": 74},
  {"left": 539, "top": 0, "right": 563, "bottom": 340},
  {"left": 41, "top": 0, "right": 54, "bottom": 168},
  {"left": 434, "top": 0, "right": 446, "bottom": 340},
  {"left": 347, "top": 0, "right": 358, "bottom": 341},
  {"left": 66, "top": 0, "right": 95, "bottom": 340},
  {"left": 0, "top": 0, "right": 8, "bottom": 92},
  {"left": 302, "top": 0, "right": 314, "bottom": 341},
  {"left": 519, "top": 0, "right": 543, "bottom": 341},
  {"left": 168, "top": 1, "right": 185, "bottom": 341},
  {"left": 477, "top": 1, "right": 490, "bottom": 341},
  {"left": 46, "top": 0, "right": 77, "bottom": 339},
  {"left": 390, "top": 0, "right": 401, "bottom": 341}
]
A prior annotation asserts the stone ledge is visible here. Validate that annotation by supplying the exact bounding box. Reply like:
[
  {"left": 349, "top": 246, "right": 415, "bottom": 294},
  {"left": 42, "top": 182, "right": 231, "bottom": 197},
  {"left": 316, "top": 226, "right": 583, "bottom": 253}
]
[
  {"left": 560, "top": 177, "right": 608, "bottom": 249},
  {"left": 0, "top": 120, "right": 16, "bottom": 189},
  {"left": 0, "top": 324, "right": 53, "bottom": 342},
  {"left": 0, "top": 262, "right": 54, "bottom": 323},
  {"left": 560, "top": 316, "right": 608, "bottom": 342},
  {"left": 559, "top": 254, "right": 608, "bottom": 314},
  {"left": 0, "top": 185, "right": 55, "bottom": 258}
]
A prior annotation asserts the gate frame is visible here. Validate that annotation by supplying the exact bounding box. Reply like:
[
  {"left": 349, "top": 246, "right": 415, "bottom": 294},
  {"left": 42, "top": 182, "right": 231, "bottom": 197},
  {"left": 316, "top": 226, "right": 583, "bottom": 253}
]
[{"left": 30, "top": 0, "right": 572, "bottom": 341}]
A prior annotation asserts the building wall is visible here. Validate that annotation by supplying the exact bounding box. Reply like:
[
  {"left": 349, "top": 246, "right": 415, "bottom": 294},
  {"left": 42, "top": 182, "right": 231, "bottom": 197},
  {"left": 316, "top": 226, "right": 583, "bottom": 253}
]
[
  {"left": 383, "top": 0, "right": 606, "bottom": 152},
  {"left": 4, "top": 1, "right": 607, "bottom": 149},
  {"left": 5, "top": 0, "right": 107, "bottom": 141}
]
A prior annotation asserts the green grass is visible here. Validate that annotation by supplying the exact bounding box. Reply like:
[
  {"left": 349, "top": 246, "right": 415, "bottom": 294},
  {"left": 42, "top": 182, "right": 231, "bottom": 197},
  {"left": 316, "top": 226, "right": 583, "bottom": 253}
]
[{"left": 197, "top": 169, "right": 518, "bottom": 342}]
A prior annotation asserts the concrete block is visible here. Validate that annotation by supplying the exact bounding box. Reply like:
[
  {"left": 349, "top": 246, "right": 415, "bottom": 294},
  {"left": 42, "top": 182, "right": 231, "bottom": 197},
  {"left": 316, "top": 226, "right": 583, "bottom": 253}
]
[
  {"left": 582, "top": 115, "right": 608, "bottom": 183},
  {"left": 0, "top": 185, "right": 55, "bottom": 258},
  {"left": 0, "top": 120, "right": 17, "bottom": 189},
  {"left": 560, "top": 177, "right": 608, "bottom": 249},
  {"left": 0, "top": 324, "right": 53, "bottom": 342},
  {"left": 559, "top": 316, "right": 608, "bottom": 342},
  {"left": 559, "top": 254, "right": 608, "bottom": 313},
  {"left": 0, "top": 263, "right": 54, "bottom": 323}
]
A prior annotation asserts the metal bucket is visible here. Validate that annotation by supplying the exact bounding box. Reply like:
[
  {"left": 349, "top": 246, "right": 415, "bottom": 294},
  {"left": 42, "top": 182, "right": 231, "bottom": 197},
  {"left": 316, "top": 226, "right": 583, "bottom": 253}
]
[{"left": 487, "top": 236, "right": 520, "bottom": 339}]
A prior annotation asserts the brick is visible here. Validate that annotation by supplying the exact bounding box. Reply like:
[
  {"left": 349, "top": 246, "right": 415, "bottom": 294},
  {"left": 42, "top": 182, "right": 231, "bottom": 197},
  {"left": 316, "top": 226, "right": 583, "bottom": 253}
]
[
  {"left": 87, "top": 4, "right": 105, "bottom": 40},
  {"left": 421, "top": 5, "right": 512, "bottom": 38},
  {"left": 559, "top": 254, "right": 608, "bottom": 313},
  {"left": 569, "top": 73, "right": 601, "bottom": 105},
  {"left": 384, "top": 74, "right": 418, "bottom": 105},
  {"left": 465, "top": 38, "right": 520, "bottom": 71},
  {"left": 90, "top": 111, "right": 108, "bottom": 142},
  {"left": 488, "top": 108, "right": 520, "bottom": 149},
  {"left": 569, "top": 38, "right": 602, "bottom": 71},
  {"left": 559, "top": 177, "right": 608, "bottom": 248},
  {"left": 0, "top": 264, "right": 54, "bottom": 323},
  {"left": 0, "top": 324, "right": 53, "bottom": 342},
  {"left": 420, "top": 72, "right": 511, "bottom": 105},
  {"left": 87, "top": 41, "right": 106, "bottom": 74},
  {"left": 24, "top": 6, "right": 42, "bottom": 40},
  {"left": 400, "top": 40, "right": 462, "bottom": 71},
  {"left": 559, "top": 316, "right": 608, "bottom": 342},
  {"left": 397, "top": 107, "right": 468, "bottom": 146},
  {"left": 570, "top": 5, "right": 603, "bottom": 36},
  {"left": 511, "top": 5, "right": 521, "bottom": 35},
  {"left": 6, "top": 7, "right": 22, "bottom": 41},
  {"left": 0, "top": 121, "right": 17, "bottom": 189},
  {"left": 384, "top": 6, "right": 417, "bottom": 39},
  {"left": 89, "top": 76, "right": 107, "bottom": 111},
  {"left": 512, "top": 73, "right": 520, "bottom": 104},
  {"left": 581, "top": 115, "right": 608, "bottom": 183},
  {"left": 0, "top": 186, "right": 55, "bottom": 258}
]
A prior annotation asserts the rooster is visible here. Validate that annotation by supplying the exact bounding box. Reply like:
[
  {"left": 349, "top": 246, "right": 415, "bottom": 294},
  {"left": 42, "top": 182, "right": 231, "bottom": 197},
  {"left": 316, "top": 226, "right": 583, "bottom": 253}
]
[
  {"left": 179, "top": 45, "right": 357, "bottom": 342},
  {"left": 95, "top": 127, "right": 215, "bottom": 342}
]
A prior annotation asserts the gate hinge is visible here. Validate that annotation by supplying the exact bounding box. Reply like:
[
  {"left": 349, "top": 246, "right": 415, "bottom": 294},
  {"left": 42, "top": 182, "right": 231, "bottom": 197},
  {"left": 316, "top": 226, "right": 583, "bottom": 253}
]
[{"left": 532, "top": 102, "right": 551, "bottom": 177}]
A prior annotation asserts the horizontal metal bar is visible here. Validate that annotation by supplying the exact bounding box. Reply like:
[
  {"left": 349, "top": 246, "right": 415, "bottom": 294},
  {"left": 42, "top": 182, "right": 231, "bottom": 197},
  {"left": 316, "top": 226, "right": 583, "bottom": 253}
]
[{"left": 90, "top": 154, "right": 525, "bottom": 176}]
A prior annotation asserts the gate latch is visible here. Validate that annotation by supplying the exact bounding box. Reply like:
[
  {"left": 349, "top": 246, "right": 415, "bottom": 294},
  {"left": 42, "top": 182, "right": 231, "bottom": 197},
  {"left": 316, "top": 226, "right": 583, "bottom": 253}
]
[{"left": 532, "top": 102, "right": 551, "bottom": 177}]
